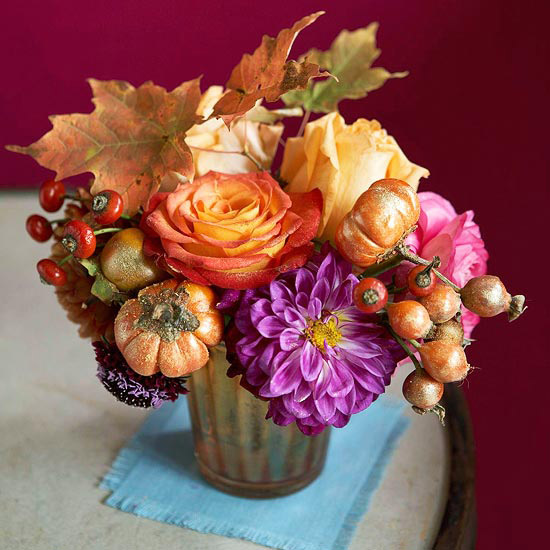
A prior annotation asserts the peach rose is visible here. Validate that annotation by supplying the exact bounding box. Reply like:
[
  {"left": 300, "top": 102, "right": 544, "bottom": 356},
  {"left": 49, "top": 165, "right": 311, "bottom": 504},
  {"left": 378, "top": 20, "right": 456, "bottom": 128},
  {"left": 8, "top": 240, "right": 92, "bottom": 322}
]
[
  {"left": 142, "top": 171, "right": 322, "bottom": 289},
  {"left": 185, "top": 86, "right": 284, "bottom": 176},
  {"left": 280, "top": 112, "right": 429, "bottom": 242}
]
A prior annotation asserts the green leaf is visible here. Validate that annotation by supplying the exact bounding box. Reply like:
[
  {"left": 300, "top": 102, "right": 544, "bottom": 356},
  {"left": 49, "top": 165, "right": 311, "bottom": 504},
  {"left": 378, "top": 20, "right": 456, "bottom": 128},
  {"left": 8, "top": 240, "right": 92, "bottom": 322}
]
[
  {"left": 282, "top": 23, "right": 408, "bottom": 113},
  {"left": 81, "top": 257, "right": 128, "bottom": 304},
  {"left": 90, "top": 271, "right": 119, "bottom": 304}
]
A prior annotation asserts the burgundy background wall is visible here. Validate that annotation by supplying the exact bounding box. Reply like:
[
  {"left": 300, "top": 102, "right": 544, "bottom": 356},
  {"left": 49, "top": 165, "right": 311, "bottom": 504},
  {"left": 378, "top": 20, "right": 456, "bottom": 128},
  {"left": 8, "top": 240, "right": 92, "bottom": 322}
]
[{"left": 2, "top": 1, "right": 548, "bottom": 547}]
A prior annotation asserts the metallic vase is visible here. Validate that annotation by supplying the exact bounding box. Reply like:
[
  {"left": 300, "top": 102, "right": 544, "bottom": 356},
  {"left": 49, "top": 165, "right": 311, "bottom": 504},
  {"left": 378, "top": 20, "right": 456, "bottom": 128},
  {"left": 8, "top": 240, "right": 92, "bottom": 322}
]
[{"left": 187, "top": 345, "right": 331, "bottom": 497}]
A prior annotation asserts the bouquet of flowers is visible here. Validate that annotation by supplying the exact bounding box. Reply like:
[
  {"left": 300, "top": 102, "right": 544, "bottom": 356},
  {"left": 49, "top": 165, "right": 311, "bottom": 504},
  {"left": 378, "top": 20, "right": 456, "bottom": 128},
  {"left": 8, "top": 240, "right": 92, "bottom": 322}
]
[{"left": 11, "top": 12, "right": 525, "bottom": 436}]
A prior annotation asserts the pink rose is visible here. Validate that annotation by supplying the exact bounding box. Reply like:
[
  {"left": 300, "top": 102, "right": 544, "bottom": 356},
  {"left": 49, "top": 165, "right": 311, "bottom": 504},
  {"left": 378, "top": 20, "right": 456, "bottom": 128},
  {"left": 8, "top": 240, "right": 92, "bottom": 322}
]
[{"left": 398, "top": 192, "right": 489, "bottom": 337}]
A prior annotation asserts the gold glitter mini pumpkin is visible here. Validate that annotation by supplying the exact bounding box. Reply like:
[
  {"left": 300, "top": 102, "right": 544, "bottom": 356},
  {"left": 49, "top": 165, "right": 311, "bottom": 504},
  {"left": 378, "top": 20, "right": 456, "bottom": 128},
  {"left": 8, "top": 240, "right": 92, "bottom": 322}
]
[
  {"left": 114, "top": 279, "right": 224, "bottom": 377},
  {"left": 335, "top": 178, "right": 420, "bottom": 267}
]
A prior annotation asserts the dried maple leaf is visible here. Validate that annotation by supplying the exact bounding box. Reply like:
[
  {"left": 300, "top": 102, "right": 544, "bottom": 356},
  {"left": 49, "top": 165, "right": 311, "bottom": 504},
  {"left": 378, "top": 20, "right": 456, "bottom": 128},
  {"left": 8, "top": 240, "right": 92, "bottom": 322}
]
[
  {"left": 7, "top": 78, "right": 202, "bottom": 215},
  {"left": 211, "top": 12, "right": 330, "bottom": 124},
  {"left": 283, "top": 23, "right": 408, "bottom": 113}
]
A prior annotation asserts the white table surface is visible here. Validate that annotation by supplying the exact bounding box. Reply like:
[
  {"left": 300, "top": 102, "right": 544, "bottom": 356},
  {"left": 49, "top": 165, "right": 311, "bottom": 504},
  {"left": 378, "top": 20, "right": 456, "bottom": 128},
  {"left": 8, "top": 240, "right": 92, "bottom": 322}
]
[{"left": 0, "top": 192, "right": 450, "bottom": 550}]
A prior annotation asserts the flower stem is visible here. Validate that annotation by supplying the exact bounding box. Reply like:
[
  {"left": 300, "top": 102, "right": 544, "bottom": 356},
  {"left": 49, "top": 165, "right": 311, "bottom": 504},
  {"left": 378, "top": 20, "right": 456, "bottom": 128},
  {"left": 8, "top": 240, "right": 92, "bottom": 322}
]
[
  {"left": 386, "top": 324, "right": 423, "bottom": 372},
  {"left": 243, "top": 146, "right": 264, "bottom": 171},
  {"left": 189, "top": 145, "right": 243, "bottom": 155},
  {"left": 94, "top": 227, "right": 122, "bottom": 236},
  {"left": 358, "top": 253, "right": 404, "bottom": 279},
  {"left": 297, "top": 108, "right": 311, "bottom": 138},
  {"left": 396, "top": 244, "right": 461, "bottom": 293},
  {"left": 189, "top": 144, "right": 265, "bottom": 171}
]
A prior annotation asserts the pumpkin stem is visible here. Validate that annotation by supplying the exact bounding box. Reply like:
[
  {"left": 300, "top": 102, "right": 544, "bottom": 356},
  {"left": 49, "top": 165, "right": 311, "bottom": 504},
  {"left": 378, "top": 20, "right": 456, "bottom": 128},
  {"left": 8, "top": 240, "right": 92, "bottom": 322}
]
[
  {"left": 136, "top": 289, "right": 200, "bottom": 342},
  {"left": 152, "top": 303, "right": 174, "bottom": 322}
]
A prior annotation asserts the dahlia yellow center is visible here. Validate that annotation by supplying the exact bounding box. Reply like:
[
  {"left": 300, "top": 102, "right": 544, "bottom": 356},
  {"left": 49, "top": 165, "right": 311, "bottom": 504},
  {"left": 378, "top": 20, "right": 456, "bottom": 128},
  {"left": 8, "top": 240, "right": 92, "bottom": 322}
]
[{"left": 308, "top": 318, "right": 342, "bottom": 350}]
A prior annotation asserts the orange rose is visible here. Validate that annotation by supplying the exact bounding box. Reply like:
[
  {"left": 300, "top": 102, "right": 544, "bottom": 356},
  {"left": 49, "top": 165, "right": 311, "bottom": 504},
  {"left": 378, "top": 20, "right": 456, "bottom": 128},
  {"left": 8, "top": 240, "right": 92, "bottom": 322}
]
[{"left": 142, "top": 171, "right": 322, "bottom": 289}]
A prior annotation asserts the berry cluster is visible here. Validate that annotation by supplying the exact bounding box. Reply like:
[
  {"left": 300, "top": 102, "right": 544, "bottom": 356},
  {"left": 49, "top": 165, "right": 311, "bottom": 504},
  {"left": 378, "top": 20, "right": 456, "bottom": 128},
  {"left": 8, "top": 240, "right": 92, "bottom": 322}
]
[
  {"left": 352, "top": 254, "right": 525, "bottom": 421},
  {"left": 26, "top": 180, "right": 124, "bottom": 285},
  {"left": 335, "top": 178, "right": 526, "bottom": 422}
]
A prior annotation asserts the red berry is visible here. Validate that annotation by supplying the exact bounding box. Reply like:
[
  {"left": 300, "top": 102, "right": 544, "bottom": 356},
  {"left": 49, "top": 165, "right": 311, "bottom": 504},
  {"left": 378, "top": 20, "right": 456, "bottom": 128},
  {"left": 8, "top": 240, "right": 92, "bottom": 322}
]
[
  {"left": 402, "top": 369, "right": 444, "bottom": 409},
  {"left": 419, "top": 284, "right": 461, "bottom": 324},
  {"left": 61, "top": 220, "right": 96, "bottom": 258},
  {"left": 419, "top": 340, "right": 469, "bottom": 383},
  {"left": 92, "top": 190, "right": 124, "bottom": 225},
  {"left": 426, "top": 319, "right": 464, "bottom": 344},
  {"left": 387, "top": 300, "right": 432, "bottom": 340},
  {"left": 37, "top": 259, "right": 67, "bottom": 286},
  {"left": 39, "top": 180, "right": 65, "bottom": 212},
  {"left": 353, "top": 277, "right": 388, "bottom": 313},
  {"left": 26, "top": 214, "right": 53, "bottom": 242},
  {"left": 407, "top": 265, "right": 437, "bottom": 297},
  {"left": 460, "top": 275, "right": 525, "bottom": 321}
]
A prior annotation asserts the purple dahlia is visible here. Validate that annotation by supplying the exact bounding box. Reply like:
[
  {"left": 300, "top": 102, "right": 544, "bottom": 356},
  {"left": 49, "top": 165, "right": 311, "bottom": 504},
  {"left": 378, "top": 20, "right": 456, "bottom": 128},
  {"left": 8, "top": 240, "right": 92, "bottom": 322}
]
[
  {"left": 93, "top": 340, "right": 188, "bottom": 408},
  {"left": 226, "top": 244, "right": 402, "bottom": 435}
]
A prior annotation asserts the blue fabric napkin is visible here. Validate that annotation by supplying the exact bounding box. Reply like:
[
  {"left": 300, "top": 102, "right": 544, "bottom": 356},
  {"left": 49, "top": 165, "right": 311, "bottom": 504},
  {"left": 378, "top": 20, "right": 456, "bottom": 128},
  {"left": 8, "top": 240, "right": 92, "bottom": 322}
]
[{"left": 101, "top": 395, "right": 409, "bottom": 550}]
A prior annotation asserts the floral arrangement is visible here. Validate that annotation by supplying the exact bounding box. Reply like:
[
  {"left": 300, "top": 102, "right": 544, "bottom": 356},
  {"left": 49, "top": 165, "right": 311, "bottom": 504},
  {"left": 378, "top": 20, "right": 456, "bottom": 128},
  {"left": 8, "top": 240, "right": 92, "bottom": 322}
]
[{"left": 11, "top": 12, "right": 525, "bottom": 435}]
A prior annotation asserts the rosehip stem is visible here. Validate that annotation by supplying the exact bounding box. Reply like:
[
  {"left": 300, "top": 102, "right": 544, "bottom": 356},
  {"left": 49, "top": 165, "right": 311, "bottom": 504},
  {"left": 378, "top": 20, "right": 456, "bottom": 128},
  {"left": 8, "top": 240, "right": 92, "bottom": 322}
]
[
  {"left": 396, "top": 244, "right": 461, "bottom": 293},
  {"left": 386, "top": 285, "right": 407, "bottom": 294},
  {"left": 94, "top": 228, "right": 122, "bottom": 236},
  {"left": 419, "top": 256, "right": 439, "bottom": 277},
  {"left": 386, "top": 324, "right": 423, "bottom": 373},
  {"left": 64, "top": 193, "right": 85, "bottom": 202},
  {"left": 358, "top": 253, "right": 404, "bottom": 279},
  {"left": 57, "top": 254, "right": 73, "bottom": 266},
  {"left": 407, "top": 338, "right": 421, "bottom": 349}
]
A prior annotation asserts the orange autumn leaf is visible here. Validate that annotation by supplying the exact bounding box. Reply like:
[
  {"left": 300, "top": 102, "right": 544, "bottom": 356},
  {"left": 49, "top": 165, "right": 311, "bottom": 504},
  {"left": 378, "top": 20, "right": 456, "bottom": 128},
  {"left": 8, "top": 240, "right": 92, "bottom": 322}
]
[
  {"left": 7, "top": 78, "right": 202, "bottom": 215},
  {"left": 211, "top": 12, "right": 330, "bottom": 125}
]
